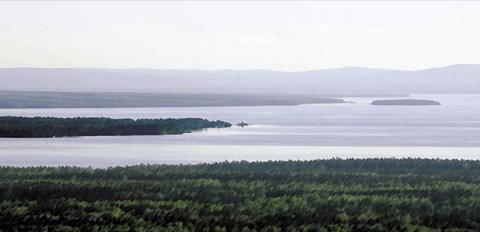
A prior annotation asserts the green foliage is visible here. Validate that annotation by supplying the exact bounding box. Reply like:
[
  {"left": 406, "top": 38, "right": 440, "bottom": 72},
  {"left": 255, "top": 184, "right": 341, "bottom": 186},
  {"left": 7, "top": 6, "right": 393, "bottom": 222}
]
[
  {"left": 1, "top": 158, "right": 480, "bottom": 231},
  {"left": 0, "top": 116, "right": 231, "bottom": 137}
]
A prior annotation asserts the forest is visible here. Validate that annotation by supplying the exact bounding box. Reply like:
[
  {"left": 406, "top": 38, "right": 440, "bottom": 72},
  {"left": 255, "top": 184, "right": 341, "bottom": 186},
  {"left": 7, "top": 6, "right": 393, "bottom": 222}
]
[
  {"left": 1, "top": 158, "right": 480, "bottom": 231},
  {"left": 0, "top": 116, "right": 231, "bottom": 138}
]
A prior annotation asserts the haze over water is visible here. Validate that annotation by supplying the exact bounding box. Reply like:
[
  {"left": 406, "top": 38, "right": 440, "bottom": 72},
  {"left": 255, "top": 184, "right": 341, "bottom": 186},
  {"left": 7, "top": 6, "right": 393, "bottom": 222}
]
[{"left": 1, "top": 94, "right": 480, "bottom": 167}]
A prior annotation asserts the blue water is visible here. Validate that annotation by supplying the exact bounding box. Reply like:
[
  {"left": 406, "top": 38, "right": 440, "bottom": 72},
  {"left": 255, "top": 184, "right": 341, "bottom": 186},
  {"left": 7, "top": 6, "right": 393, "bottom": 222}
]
[{"left": 0, "top": 94, "right": 479, "bottom": 167}]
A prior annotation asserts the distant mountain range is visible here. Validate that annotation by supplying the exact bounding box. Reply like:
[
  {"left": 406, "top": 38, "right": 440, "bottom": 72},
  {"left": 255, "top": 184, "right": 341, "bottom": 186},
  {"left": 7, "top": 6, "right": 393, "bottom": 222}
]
[{"left": 1, "top": 64, "right": 479, "bottom": 94}]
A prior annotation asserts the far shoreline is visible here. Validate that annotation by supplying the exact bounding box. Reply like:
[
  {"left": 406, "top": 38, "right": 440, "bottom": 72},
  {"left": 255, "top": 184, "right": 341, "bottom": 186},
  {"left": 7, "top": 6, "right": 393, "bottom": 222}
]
[{"left": 371, "top": 99, "right": 441, "bottom": 106}]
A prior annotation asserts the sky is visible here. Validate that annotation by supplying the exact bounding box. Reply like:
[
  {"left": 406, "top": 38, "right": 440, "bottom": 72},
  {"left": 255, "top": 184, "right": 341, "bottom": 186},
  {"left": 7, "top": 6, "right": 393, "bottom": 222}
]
[{"left": 0, "top": 1, "right": 480, "bottom": 71}]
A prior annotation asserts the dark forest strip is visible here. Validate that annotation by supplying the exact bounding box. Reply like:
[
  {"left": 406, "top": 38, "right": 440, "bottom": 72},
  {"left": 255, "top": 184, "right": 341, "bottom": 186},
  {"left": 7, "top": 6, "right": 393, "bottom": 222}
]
[
  {"left": 1, "top": 158, "right": 480, "bottom": 231},
  {"left": 0, "top": 116, "right": 231, "bottom": 137}
]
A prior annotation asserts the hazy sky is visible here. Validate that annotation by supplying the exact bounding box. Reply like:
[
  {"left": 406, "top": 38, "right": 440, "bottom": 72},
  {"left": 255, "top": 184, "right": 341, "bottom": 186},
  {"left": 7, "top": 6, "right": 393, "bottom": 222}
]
[{"left": 1, "top": 1, "right": 480, "bottom": 71}]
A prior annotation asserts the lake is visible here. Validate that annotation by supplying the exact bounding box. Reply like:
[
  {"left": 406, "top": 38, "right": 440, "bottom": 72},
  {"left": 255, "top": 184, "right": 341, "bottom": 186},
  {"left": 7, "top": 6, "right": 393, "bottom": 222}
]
[{"left": 1, "top": 94, "right": 480, "bottom": 167}]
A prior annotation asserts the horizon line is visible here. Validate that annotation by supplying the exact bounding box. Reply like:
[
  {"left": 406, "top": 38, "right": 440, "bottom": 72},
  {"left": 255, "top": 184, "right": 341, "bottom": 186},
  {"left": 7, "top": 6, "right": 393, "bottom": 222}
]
[{"left": 1, "top": 63, "right": 479, "bottom": 73}]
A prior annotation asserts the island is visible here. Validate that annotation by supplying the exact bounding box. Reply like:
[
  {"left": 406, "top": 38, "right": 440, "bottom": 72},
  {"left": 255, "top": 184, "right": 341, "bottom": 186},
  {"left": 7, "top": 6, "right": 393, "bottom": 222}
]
[
  {"left": 371, "top": 99, "right": 441, "bottom": 106},
  {"left": 237, "top": 121, "right": 249, "bottom": 127},
  {"left": 0, "top": 116, "right": 231, "bottom": 138}
]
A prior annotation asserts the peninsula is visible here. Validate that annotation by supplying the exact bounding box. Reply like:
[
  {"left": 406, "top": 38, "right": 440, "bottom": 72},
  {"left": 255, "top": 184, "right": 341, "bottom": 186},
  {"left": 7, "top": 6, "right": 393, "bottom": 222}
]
[{"left": 0, "top": 116, "right": 231, "bottom": 138}]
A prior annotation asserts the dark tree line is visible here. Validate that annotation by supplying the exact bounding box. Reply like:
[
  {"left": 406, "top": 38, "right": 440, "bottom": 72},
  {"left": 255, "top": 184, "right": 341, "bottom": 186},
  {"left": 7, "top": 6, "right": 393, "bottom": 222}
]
[
  {"left": 0, "top": 116, "right": 231, "bottom": 138},
  {"left": 1, "top": 158, "right": 480, "bottom": 231}
]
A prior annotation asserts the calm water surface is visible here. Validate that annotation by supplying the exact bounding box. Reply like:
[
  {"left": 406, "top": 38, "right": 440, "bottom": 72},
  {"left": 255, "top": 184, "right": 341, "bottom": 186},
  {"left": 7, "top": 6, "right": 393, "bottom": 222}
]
[{"left": 1, "top": 94, "right": 479, "bottom": 167}]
